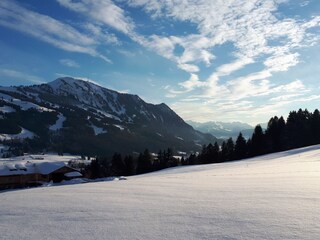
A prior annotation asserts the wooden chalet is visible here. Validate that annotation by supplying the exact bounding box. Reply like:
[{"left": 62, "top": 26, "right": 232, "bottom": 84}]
[{"left": 0, "top": 161, "right": 82, "bottom": 190}]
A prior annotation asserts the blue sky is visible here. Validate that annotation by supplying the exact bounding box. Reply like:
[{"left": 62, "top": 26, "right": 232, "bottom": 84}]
[{"left": 0, "top": 0, "right": 319, "bottom": 125}]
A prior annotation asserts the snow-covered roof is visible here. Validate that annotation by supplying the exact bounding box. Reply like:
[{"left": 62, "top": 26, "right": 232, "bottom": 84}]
[
  {"left": 64, "top": 171, "right": 82, "bottom": 178},
  {"left": 0, "top": 161, "right": 71, "bottom": 176},
  {"left": 35, "top": 162, "right": 67, "bottom": 175}
]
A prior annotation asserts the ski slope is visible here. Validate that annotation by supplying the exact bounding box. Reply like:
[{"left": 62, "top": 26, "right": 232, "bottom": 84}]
[{"left": 1, "top": 145, "right": 320, "bottom": 240}]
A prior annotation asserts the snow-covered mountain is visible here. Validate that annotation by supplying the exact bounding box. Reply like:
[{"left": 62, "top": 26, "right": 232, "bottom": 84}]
[
  {"left": 1, "top": 145, "right": 319, "bottom": 239},
  {"left": 0, "top": 77, "right": 217, "bottom": 156},
  {"left": 187, "top": 120, "right": 256, "bottom": 139}
]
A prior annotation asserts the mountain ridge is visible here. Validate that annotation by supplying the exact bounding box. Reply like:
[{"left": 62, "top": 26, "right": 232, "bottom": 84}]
[
  {"left": 0, "top": 77, "right": 217, "bottom": 157},
  {"left": 187, "top": 120, "right": 255, "bottom": 139}
]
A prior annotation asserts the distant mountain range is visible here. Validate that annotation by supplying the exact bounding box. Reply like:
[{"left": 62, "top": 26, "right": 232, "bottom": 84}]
[
  {"left": 0, "top": 77, "right": 217, "bottom": 157},
  {"left": 187, "top": 120, "right": 265, "bottom": 139}
]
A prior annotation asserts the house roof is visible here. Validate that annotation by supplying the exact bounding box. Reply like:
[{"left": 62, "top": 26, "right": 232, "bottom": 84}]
[
  {"left": 0, "top": 161, "right": 70, "bottom": 176},
  {"left": 35, "top": 162, "right": 67, "bottom": 175},
  {"left": 64, "top": 171, "right": 82, "bottom": 178}
]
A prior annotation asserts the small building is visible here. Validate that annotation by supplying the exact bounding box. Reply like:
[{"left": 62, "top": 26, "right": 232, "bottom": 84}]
[{"left": 0, "top": 161, "right": 82, "bottom": 190}]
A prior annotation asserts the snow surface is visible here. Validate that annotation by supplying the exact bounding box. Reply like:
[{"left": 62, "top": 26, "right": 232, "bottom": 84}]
[
  {"left": 0, "top": 127, "right": 35, "bottom": 141},
  {"left": 0, "top": 161, "right": 67, "bottom": 176},
  {"left": 49, "top": 113, "right": 66, "bottom": 131},
  {"left": 90, "top": 123, "right": 107, "bottom": 135},
  {"left": 1, "top": 145, "right": 320, "bottom": 239},
  {"left": 64, "top": 171, "right": 83, "bottom": 178},
  {"left": 0, "top": 105, "right": 16, "bottom": 113},
  {"left": 113, "top": 124, "right": 124, "bottom": 131},
  {"left": 0, "top": 93, "right": 53, "bottom": 112}
]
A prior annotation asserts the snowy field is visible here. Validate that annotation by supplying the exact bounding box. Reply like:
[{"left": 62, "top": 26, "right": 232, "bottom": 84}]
[{"left": 1, "top": 145, "right": 320, "bottom": 240}]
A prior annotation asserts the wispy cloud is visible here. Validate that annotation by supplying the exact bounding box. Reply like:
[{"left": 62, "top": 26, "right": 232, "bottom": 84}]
[
  {"left": 179, "top": 74, "right": 205, "bottom": 91},
  {"left": 0, "top": 0, "right": 112, "bottom": 63},
  {"left": 0, "top": 68, "right": 44, "bottom": 84},
  {"left": 129, "top": 0, "right": 320, "bottom": 76},
  {"left": 57, "top": 0, "right": 134, "bottom": 35},
  {"left": 59, "top": 59, "right": 80, "bottom": 68}
]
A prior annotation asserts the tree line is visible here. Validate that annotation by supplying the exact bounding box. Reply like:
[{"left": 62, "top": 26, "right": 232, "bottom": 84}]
[
  {"left": 84, "top": 148, "right": 181, "bottom": 179},
  {"left": 190, "top": 108, "right": 320, "bottom": 165},
  {"left": 83, "top": 108, "right": 320, "bottom": 178}
]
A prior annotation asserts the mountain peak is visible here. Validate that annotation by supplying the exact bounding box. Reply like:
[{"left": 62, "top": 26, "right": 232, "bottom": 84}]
[{"left": 48, "top": 77, "right": 101, "bottom": 90}]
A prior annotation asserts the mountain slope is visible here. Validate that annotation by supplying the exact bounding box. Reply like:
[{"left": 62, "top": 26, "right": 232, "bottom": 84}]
[
  {"left": 1, "top": 145, "right": 319, "bottom": 239},
  {"left": 0, "top": 77, "right": 217, "bottom": 156}
]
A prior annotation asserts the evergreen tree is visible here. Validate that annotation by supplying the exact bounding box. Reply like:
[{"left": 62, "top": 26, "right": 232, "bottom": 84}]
[
  {"left": 225, "top": 138, "right": 235, "bottom": 161},
  {"left": 180, "top": 156, "right": 186, "bottom": 165},
  {"left": 220, "top": 141, "right": 227, "bottom": 162},
  {"left": 285, "top": 109, "right": 311, "bottom": 149},
  {"left": 111, "top": 153, "right": 125, "bottom": 176},
  {"left": 234, "top": 132, "right": 247, "bottom": 160},
  {"left": 89, "top": 159, "right": 101, "bottom": 179},
  {"left": 218, "top": 138, "right": 234, "bottom": 162},
  {"left": 136, "top": 149, "right": 152, "bottom": 174},
  {"left": 250, "top": 125, "right": 266, "bottom": 156},
  {"left": 158, "top": 150, "right": 166, "bottom": 169},
  {"left": 199, "top": 144, "right": 208, "bottom": 164},
  {"left": 166, "top": 148, "right": 178, "bottom": 167},
  {"left": 265, "top": 116, "right": 286, "bottom": 152},
  {"left": 311, "top": 109, "right": 320, "bottom": 144},
  {"left": 123, "top": 155, "right": 135, "bottom": 176},
  {"left": 212, "top": 142, "right": 220, "bottom": 163},
  {"left": 187, "top": 153, "right": 197, "bottom": 165}
]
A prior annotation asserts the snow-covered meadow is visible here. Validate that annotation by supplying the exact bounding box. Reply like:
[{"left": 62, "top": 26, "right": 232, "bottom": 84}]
[{"left": 0, "top": 145, "right": 320, "bottom": 240}]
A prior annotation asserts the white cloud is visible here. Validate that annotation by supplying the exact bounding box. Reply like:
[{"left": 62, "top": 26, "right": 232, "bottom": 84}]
[
  {"left": 0, "top": 68, "right": 44, "bottom": 84},
  {"left": 272, "top": 80, "right": 307, "bottom": 93},
  {"left": 117, "top": 49, "right": 136, "bottom": 57},
  {"left": 216, "top": 57, "right": 254, "bottom": 77},
  {"left": 128, "top": 0, "right": 320, "bottom": 77},
  {"left": 179, "top": 74, "right": 205, "bottom": 91},
  {"left": 177, "top": 63, "right": 200, "bottom": 73},
  {"left": 264, "top": 52, "right": 300, "bottom": 72},
  {"left": 270, "top": 93, "right": 304, "bottom": 102},
  {"left": 59, "top": 59, "right": 80, "bottom": 68},
  {"left": 57, "top": 0, "right": 134, "bottom": 35},
  {"left": 300, "top": 1, "right": 310, "bottom": 7},
  {"left": 0, "top": 0, "right": 112, "bottom": 63},
  {"left": 83, "top": 23, "right": 120, "bottom": 45}
]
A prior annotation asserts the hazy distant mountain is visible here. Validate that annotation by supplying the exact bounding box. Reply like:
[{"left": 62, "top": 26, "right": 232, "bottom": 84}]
[
  {"left": 0, "top": 77, "right": 217, "bottom": 156},
  {"left": 187, "top": 120, "right": 256, "bottom": 139}
]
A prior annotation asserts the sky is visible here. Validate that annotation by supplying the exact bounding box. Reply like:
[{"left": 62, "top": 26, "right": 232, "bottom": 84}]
[{"left": 0, "top": 0, "right": 319, "bottom": 125}]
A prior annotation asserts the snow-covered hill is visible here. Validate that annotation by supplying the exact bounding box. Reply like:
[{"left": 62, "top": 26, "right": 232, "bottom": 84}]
[{"left": 1, "top": 145, "right": 319, "bottom": 239}]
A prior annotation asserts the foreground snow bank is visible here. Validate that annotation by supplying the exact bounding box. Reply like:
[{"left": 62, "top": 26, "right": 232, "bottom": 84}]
[{"left": 0, "top": 145, "right": 320, "bottom": 240}]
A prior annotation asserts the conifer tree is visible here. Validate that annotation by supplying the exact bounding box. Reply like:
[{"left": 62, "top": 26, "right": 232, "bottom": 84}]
[
  {"left": 225, "top": 138, "right": 235, "bottom": 161},
  {"left": 311, "top": 109, "right": 320, "bottom": 144},
  {"left": 136, "top": 149, "right": 152, "bottom": 174},
  {"left": 250, "top": 125, "right": 265, "bottom": 156},
  {"left": 234, "top": 132, "right": 247, "bottom": 160}
]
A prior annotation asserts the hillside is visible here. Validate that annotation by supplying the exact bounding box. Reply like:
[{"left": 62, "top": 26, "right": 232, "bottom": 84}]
[
  {"left": 0, "top": 77, "right": 217, "bottom": 156},
  {"left": 1, "top": 145, "right": 319, "bottom": 239}
]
